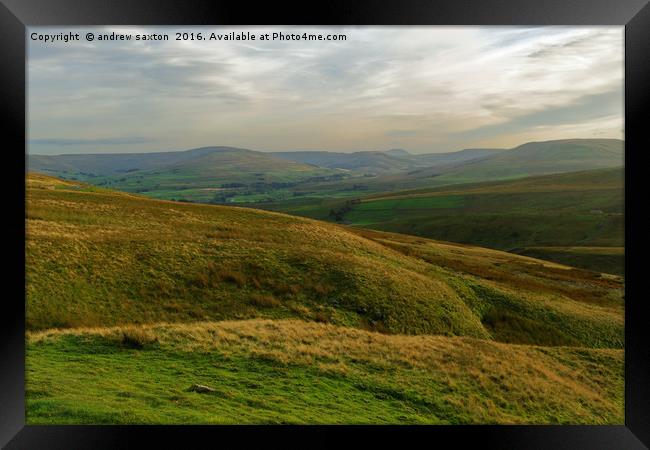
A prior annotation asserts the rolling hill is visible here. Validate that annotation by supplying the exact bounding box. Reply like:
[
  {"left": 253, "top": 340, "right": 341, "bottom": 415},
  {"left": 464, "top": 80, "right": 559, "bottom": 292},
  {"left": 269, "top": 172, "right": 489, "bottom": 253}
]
[
  {"left": 272, "top": 139, "right": 623, "bottom": 190},
  {"left": 28, "top": 139, "right": 624, "bottom": 206},
  {"left": 28, "top": 146, "right": 327, "bottom": 176},
  {"left": 258, "top": 139, "right": 625, "bottom": 204},
  {"left": 25, "top": 174, "right": 624, "bottom": 424},
  {"left": 28, "top": 146, "right": 346, "bottom": 203},
  {"left": 26, "top": 173, "right": 623, "bottom": 345},
  {"left": 270, "top": 150, "right": 416, "bottom": 173},
  {"left": 270, "top": 148, "right": 505, "bottom": 174},
  {"left": 27, "top": 147, "right": 220, "bottom": 176},
  {"left": 407, "top": 139, "right": 624, "bottom": 186}
]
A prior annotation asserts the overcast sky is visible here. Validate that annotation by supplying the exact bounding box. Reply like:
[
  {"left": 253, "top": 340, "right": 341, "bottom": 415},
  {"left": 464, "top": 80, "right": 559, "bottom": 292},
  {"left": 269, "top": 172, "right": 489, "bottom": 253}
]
[{"left": 28, "top": 26, "right": 623, "bottom": 155}]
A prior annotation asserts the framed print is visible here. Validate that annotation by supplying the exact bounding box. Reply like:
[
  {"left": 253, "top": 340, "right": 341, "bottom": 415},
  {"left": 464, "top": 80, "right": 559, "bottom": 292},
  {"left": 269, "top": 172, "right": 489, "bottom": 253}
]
[{"left": 1, "top": 0, "right": 649, "bottom": 448}]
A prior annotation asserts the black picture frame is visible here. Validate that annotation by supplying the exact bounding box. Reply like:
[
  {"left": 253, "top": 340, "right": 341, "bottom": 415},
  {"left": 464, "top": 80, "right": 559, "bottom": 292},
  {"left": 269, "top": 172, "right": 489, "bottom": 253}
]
[{"left": 2, "top": 1, "right": 649, "bottom": 448}]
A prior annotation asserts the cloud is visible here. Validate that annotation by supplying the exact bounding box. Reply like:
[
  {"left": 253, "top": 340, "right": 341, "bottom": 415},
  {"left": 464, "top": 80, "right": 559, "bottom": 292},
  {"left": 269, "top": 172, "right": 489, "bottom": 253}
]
[
  {"left": 29, "top": 137, "right": 154, "bottom": 145},
  {"left": 455, "top": 89, "right": 622, "bottom": 141},
  {"left": 28, "top": 26, "right": 623, "bottom": 154},
  {"left": 385, "top": 129, "right": 418, "bottom": 137}
]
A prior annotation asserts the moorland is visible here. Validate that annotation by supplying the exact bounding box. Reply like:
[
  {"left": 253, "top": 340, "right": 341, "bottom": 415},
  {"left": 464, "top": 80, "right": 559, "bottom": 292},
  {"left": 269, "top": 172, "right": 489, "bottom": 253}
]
[{"left": 26, "top": 167, "right": 624, "bottom": 424}]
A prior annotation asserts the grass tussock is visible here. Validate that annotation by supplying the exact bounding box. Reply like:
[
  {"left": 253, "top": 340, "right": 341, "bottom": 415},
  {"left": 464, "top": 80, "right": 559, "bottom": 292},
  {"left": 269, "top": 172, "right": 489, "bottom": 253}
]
[{"left": 117, "top": 326, "right": 159, "bottom": 349}]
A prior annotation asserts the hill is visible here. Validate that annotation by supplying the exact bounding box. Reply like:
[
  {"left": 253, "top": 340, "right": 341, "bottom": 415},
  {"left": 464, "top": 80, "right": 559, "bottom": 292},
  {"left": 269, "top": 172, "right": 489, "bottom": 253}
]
[
  {"left": 252, "top": 139, "right": 624, "bottom": 207},
  {"left": 410, "top": 139, "right": 623, "bottom": 186},
  {"left": 28, "top": 139, "right": 623, "bottom": 206},
  {"left": 267, "top": 168, "right": 624, "bottom": 274},
  {"left": 28, "top": 146, "right": 345, "bottom": 203},
  {"left": 270, "top": 148, "right": 505, "bottom": 174},
  {"left": 28, "top": 147, "right": 219, "bottom": 176},
  {"left": 415, "top": 148, "right": 507, "bottom": 167},
  {"left": 29, "top": 146, "right": 322, "bottom": 176},
  {"left": 385, "top": 148, "right": 411, "bottom": 157},
  {"left": 25, "top": 174, "right": 624, "bottom": 424},
  {"left": 27, "top": 173, "right": 623, "bottom": 345}
]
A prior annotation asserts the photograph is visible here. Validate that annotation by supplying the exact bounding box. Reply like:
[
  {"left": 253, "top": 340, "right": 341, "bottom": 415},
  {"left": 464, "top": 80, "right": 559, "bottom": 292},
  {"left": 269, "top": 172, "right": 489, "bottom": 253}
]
[{"left": 22, "top": 24, "right": 629, "bottom": 426}]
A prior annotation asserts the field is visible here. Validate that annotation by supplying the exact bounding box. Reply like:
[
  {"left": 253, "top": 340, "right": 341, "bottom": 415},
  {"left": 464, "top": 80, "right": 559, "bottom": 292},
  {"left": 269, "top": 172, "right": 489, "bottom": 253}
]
[
  {"left": 266, "top": 168, "right": 624, "bottom": 274},
  {"left": 25, "top": 174, "right": 625, "bottom": 424}
]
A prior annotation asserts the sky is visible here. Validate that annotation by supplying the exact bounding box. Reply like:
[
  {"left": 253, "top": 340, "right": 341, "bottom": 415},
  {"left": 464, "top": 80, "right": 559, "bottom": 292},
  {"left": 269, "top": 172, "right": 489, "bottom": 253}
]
[{"left": 28, "top": 26, "right": 624, "bottom": 155}]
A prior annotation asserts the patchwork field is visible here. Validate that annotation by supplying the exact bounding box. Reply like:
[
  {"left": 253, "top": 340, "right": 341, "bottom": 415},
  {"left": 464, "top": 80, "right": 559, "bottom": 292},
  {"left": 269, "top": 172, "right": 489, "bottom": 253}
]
[{"left": 25, "top": 174, "right": 625, "bottom": 424}]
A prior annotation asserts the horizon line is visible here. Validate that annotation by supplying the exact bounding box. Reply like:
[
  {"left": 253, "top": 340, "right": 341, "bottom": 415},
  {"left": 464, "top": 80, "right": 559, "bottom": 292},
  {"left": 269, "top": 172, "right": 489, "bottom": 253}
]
[{"left": 27, "top": 136, "right": 625, "bottom": 157}]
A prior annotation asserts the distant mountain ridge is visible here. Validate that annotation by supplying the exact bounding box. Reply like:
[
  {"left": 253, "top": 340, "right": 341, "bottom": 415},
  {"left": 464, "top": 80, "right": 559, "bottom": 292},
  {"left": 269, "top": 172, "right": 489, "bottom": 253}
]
[
  {"left": 27, "top": 138, "right": 624, "bottom": 204},
  {"left": 28, "top": 144, "right": 509, "bottom": 181},
  {"left": 270, "top": 148, "right": 507, "bottom": 174},
  {"left": 28, "top": 146, "right": 345, "bottom": 203},
  {"left": 28, "top": 146, "right": 287, "bottom": 176},
  {"left": 29, "top": 139, "right": 623, "bottom": 178},
  {"left": 414, "top": 138, "right": 624, "bottom": 184}
]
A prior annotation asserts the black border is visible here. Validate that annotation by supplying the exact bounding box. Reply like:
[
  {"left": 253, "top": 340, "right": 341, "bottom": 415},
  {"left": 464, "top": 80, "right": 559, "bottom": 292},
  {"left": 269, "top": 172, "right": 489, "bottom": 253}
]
[{"left": 2, "top": 1, "right": 649, "bottom": 448}]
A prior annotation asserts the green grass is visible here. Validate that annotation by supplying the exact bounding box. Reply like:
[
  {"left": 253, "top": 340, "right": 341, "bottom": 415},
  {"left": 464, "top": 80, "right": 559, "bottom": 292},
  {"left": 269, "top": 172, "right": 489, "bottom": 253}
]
[
  {"left": 27, "top": 173, "right": 623, "bottom": 349},
  {"left": 25, "top": 174, "right": 625, "bottom": 424},
  {"left": 26, "top": 320, "right": 624, "bottom": 424},
  {"left": 352, "top": 228, "right": 623, "bottom": 348},
  {"left": 268, "top": 169, "right": 624, "bottom": 275},
  {"left": 27, "top": 174, "right": 489, "bottom": 338}
]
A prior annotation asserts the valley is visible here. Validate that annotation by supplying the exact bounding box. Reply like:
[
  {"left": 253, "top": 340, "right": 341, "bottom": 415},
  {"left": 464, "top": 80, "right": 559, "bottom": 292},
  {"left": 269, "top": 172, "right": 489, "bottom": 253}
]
[
  {"left": 268, "top": 168, "right": 624, "bottom": 274},
  {"left": 28, "top": 140, "right": 625, "bottom": 275}
]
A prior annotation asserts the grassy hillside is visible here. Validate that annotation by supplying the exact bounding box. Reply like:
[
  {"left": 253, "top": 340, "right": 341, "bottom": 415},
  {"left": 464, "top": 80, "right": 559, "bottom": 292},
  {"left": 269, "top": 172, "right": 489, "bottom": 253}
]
[
  {"left": 26, "top": 174, "right": 624, "bottom": 424},
  {"left": 28, "top": 148, "right": 221, "bottom": 175},
  {"left": 268, "top": 168, "right": 624, "bottom": 274},
  {"left": 27, "top": 320, "right": 623, "bottom": 424},
  {"left": 27, "top": 173, "right": 623, "bottom": 347}
]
